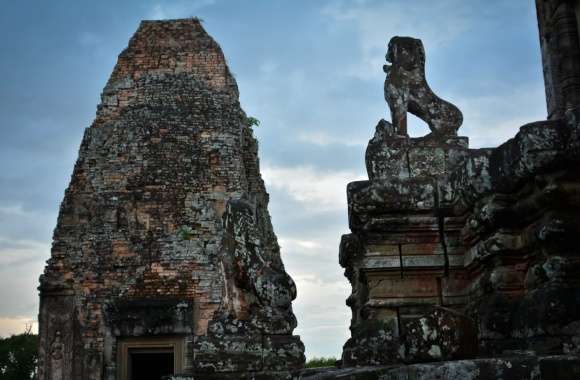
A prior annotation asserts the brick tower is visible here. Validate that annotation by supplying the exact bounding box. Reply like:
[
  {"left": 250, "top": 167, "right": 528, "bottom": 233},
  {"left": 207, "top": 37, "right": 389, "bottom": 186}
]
[{"left": 38, "top": 19, "right": 304, "bottom": 380}]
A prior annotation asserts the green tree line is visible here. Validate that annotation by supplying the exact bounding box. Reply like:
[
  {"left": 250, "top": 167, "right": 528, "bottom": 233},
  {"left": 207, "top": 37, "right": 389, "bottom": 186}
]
[{"left": 0, "top": 328, "right": 37, "bottom": 380}]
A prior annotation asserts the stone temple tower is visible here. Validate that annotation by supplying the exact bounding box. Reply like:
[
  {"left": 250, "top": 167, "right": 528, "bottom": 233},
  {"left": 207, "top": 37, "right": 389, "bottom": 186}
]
[{"left": 38, "top": 19, "right": 304, "bottom": 380}]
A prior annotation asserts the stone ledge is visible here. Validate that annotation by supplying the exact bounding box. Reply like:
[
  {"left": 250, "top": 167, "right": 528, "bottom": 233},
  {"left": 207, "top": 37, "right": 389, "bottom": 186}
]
[
  {"left": 380, "top": 355, "right": 580, "bottom": 380},
  {"left": 362, "top": 255, "right": 464, "bottom": 269},
  {"left": 165, "top": 355, "right": 580, "bottom": 379}
]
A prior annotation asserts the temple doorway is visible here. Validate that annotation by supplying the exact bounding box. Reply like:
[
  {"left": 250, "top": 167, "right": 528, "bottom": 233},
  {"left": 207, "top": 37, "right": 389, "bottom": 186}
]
[
  {"left": 128, "top": 347, "right": 174, "bottom": 380},
  {"left": 117, "top": 337, "right": 183, "bottom": 380}
]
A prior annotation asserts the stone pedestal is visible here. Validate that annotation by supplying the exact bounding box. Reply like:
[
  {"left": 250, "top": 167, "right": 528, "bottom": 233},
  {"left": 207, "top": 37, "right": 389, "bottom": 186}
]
[{"left": 342, "top": 118, "right": 477, "bottom": 365}]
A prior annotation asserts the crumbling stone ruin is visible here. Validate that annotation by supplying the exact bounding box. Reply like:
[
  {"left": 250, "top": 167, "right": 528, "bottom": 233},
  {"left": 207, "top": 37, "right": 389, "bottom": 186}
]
[
  {"left": 339, "top": 0, "right": 580, "bottom": 378},
  {"left": 38, "top": 19, "right": 304, "bottom": 380},
  {"left": 38, "top": 1, "right": 580, "bottom": 379}
]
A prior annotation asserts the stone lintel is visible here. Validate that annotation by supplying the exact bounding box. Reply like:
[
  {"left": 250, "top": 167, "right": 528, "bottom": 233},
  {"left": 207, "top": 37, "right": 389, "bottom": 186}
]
[
  {"left": 366, "top": 298, "right": 440, "bottom": 307},
  {"left": 362, "top": 254, "right": 464, "bottom": 270}
]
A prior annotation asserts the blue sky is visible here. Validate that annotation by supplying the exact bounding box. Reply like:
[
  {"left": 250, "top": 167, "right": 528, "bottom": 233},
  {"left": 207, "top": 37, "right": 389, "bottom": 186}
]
[{"left": 0, "top": 0, "right": 546, "bottom": 359}]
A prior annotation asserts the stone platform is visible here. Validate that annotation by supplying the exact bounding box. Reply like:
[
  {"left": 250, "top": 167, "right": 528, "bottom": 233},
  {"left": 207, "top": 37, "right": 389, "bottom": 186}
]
[{"left": 166, "top": 354, "right": 580, "bottom": 379}]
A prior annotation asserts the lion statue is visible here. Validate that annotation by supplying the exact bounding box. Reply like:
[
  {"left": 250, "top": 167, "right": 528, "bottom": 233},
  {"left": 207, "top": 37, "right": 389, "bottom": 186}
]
[{"left": 383, "top": 36, "right": 463, "bottom": 137}]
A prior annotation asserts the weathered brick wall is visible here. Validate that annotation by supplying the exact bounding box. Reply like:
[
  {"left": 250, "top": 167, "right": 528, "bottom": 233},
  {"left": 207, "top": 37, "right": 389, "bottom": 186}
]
[{"left": 38, "top": 19, "right": 303, "bottom": 380}]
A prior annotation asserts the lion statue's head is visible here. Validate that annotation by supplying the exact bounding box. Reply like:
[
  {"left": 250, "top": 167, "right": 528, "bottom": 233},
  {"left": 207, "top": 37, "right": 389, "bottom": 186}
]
[{"left": 383, "top": 36, "right": 425, "bottom": 74}]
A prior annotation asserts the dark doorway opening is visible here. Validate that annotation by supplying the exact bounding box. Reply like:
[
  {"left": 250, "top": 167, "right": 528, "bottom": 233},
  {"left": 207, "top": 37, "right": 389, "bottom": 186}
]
[{"left": 129, "top": 348, "right": 174, "bottom": 380}]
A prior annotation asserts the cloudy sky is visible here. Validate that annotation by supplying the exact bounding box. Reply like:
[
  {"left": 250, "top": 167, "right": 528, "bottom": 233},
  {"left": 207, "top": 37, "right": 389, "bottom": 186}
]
[{"left": 0, "top": 0, "right": 546, "bottom": 359}]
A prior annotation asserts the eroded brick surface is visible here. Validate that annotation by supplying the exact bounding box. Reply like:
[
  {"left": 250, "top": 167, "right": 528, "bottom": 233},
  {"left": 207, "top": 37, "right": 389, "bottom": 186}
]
[{"left": 38, "top": 19, "right": 304, "bottom": 379}]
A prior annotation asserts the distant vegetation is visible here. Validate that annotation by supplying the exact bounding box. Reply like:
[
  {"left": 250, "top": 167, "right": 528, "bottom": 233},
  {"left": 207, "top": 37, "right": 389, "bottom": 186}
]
[
  {"left": 0, "top": 327, "right": 38, "bottom": 379},
  {"left": 305, "top": 356, "right": 338, "bottom": 368}
]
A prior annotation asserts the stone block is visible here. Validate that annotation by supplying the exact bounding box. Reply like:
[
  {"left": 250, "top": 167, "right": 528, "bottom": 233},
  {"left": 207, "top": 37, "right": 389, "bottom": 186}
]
[
  {"left": 367, "top": 273, "right": 439, "bottom": 300},
  {"left": 263, "top": 335, "right": 305, "bottom": 371},
  {"left": 107, "top": 299, "right": 193, "bottom": 336},
  {"left": 341, "top": 319, "right": 401, "bottom": 366},
  {"left": 193, "top": 335, "right": 263, "bottom": 373},
  {"left": 348, "top": 178, "right": 436, "bottom": 214},
  {"left": 400, "top": 307, "right": 477, "bottom": 363},
  {"left": 490, "top": 120, "right": 568, "bottom": 192}
]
